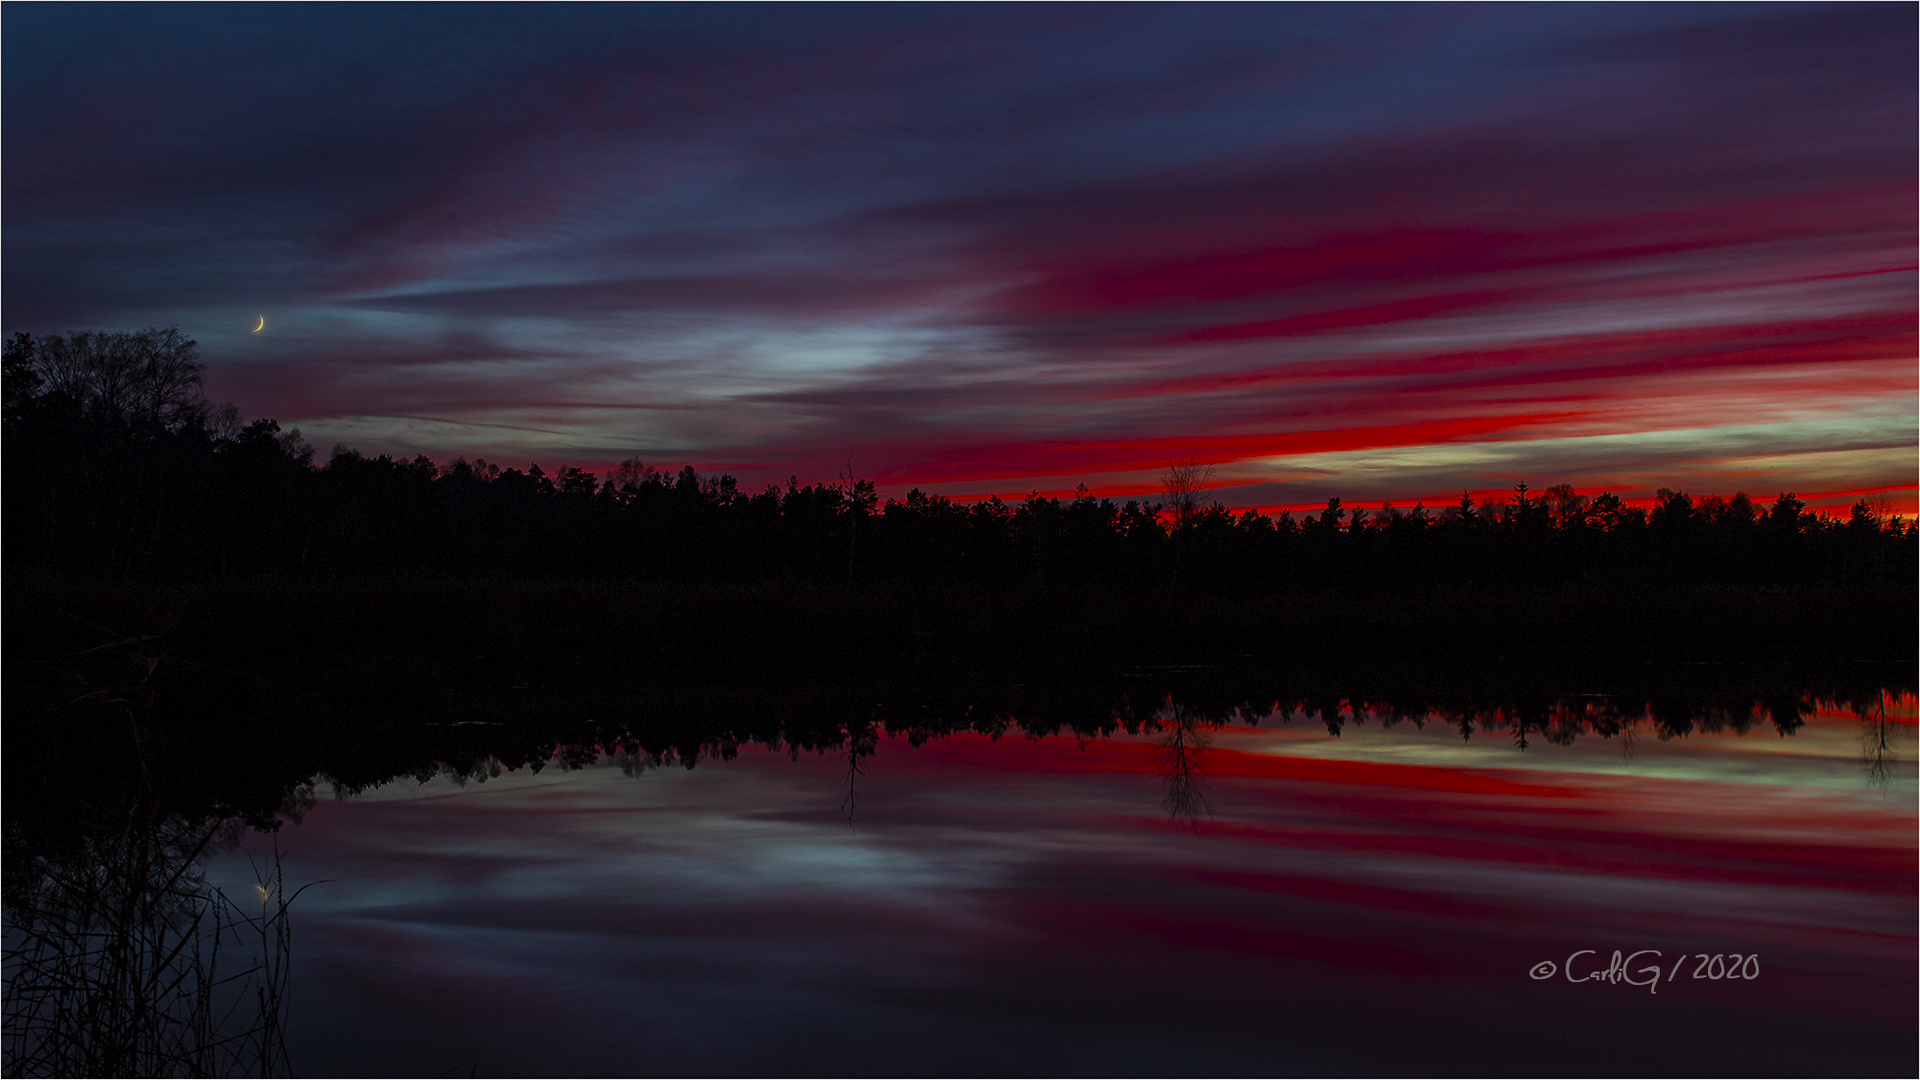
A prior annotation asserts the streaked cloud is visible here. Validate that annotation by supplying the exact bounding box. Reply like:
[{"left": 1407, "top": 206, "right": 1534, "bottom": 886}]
[{"left": 4, "top": 5, "right": 1911, "bottom": 506}]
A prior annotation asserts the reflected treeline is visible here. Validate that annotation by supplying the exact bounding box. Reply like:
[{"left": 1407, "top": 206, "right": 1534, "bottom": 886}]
[
  {"left": 7, "top": 607, "right": 1911, "bottom": 859},
  {"left": 331, "top": 668, "right": 1913, "bottom": 802}
]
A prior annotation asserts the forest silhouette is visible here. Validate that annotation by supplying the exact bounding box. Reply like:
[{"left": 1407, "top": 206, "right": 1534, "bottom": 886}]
[{"left": 5, "top": 328, "right": 1914, "bottom": 592}]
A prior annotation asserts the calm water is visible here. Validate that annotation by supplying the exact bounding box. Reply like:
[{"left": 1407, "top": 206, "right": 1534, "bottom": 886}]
[{"left": 208, "top": 700, "right": 1916, "bottom": 1077}]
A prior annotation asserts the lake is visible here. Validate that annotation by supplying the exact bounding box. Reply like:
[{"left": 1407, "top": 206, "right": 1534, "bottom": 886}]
[{"left": 200, "top": 694, "right": 1915, "bottom": 1077}]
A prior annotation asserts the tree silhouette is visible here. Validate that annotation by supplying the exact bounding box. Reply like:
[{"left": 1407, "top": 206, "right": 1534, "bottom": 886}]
[
  {"left": 1160, "top": 453, "right": 1213, "bottom": 532},
  {"left": 0, "top": 327, "right": 1913, "bottom": 593},
  {"left": 28, "top": 327, "right": 208, "bottom": 430},
  {"left": 1161, "top": 453, "right": 1213, "bottom": 587}
]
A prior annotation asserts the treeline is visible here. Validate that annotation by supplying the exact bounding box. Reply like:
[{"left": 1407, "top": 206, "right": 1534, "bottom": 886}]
[{"left": 4, "top": 328, "right": 1913, "bottom": 588}]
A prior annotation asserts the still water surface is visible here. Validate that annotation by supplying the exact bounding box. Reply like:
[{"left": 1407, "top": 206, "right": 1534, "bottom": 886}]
[{"left": 212, "top": 702, "right": 1916, "bottom": 1076}]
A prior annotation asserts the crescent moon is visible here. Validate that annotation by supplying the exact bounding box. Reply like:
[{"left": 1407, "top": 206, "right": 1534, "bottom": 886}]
[{"left": 253, "top": 316, "right": 265, "bottom": 333}]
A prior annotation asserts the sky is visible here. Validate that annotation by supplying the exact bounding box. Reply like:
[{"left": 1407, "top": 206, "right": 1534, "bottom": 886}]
[{"left": 5, "top": 3, "right": 1915, "bottom": 512}]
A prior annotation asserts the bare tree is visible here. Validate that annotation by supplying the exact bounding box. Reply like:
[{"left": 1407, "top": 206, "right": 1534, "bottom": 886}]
[
  {"left": 32, "top": 327, "right": 208, "bottom": 430},
  {"left": 1161, "top": 453, "right": 1213, "bottom": 587},
  {"left": 1864, "top": 491, "right": 1897, "bottom": 528},
  {"left": 840, "top": 455, "right": 877, "bottom": 594},
  {"left": 1160, "top": 452, "right": 1213, "bottom": 533}
]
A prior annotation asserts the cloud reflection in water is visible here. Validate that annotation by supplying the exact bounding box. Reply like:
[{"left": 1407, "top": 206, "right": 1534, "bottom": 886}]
[{"left": 217, "top": 710, "right": 1916, "bottom": 1076}]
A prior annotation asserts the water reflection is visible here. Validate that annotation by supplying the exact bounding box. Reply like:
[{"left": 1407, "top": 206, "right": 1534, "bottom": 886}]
[
  {"left": 1861, "top": 691, "right": 1900, "bottom": 787},
  {"left": 337, "top": 671, "right": 1919, "bottom": 803},
  {"left": 4, "top": 643, "right": 1914, "bottom": 1076},
  {"left": 841, "top": 717, "right": 880, "bottom": 825},
  {"left": 1155, "top": 709, "right": 1213, "bottom": 826},
  {"left": 236, "top": 707, "right": 1913, "bottom": 1077}
]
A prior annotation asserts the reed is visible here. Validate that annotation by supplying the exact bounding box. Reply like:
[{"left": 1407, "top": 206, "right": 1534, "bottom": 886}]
[
  {"left": 2, "top": 824, "right": 304, "bottom": 1078},
  {"left": 2, "top": 607, "right": 310, "bottom": 1078}
]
